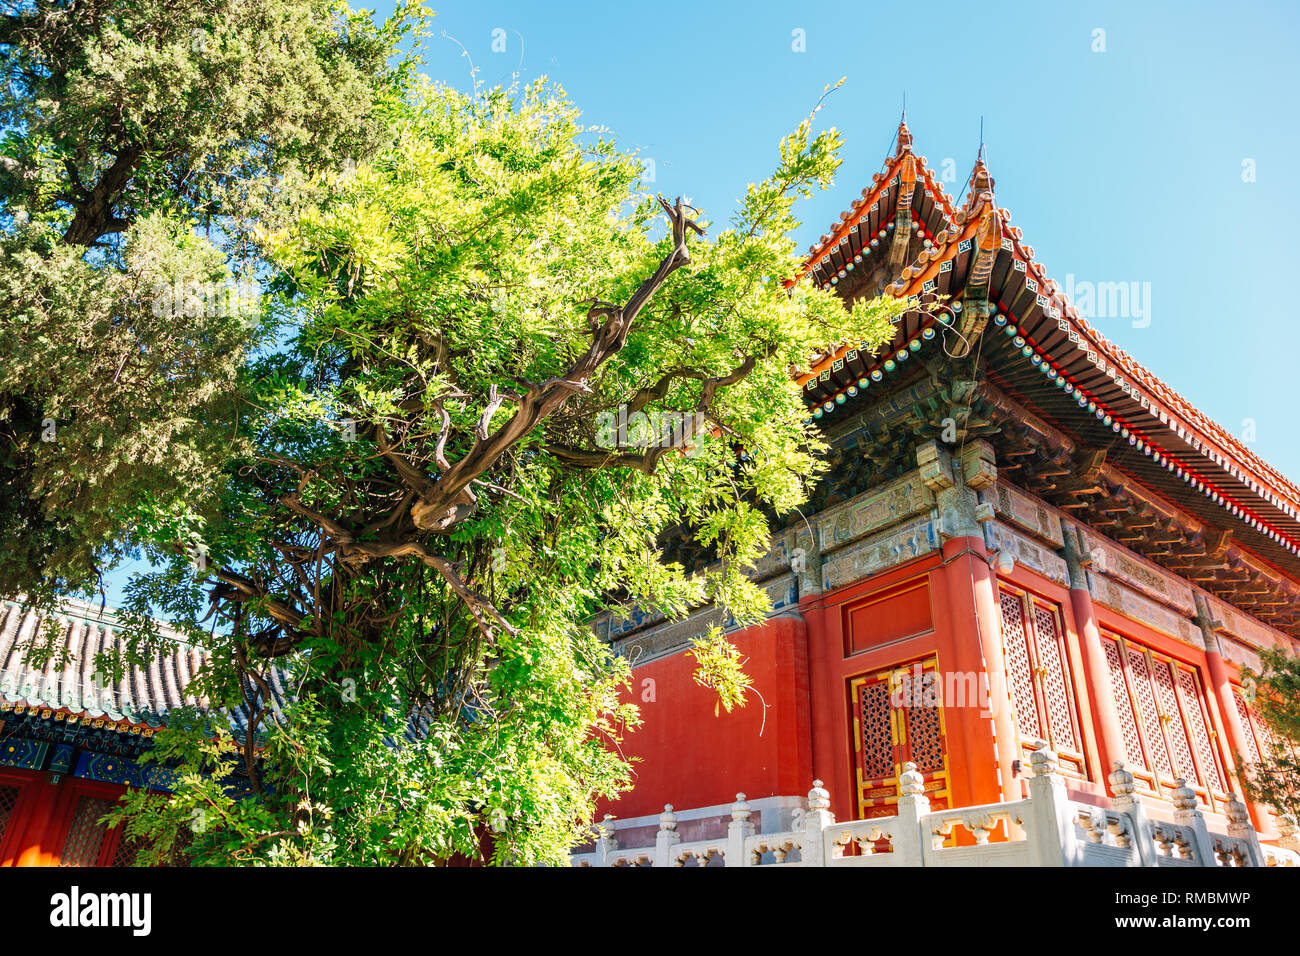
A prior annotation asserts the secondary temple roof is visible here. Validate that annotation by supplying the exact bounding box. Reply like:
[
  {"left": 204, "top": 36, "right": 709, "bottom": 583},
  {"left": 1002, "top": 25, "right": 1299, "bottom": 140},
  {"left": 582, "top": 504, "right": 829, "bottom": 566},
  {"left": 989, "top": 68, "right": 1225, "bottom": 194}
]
[
  {"left": 793, "top": 120, "right": 1300, "bottom": 635},
  {"left": 0, "top": 597, "right": 287, "bottom": 738}
]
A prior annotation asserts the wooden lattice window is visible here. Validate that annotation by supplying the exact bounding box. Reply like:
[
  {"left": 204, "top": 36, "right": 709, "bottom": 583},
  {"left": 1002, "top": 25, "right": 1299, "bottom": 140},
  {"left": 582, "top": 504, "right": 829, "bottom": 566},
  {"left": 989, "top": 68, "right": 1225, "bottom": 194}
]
[
  {"left": 0, "top": 785, "right": 18, "bottom": 847},
  {"left": 1102, "top": 637, "right": 1147, "bottom": 772},
  {"left": 58, "top": 796, "right": 115, "bottom": 867},
  {"left": 1177, "top": 668, "right": 1225, "bottom": 792},
  {"left": 997, "top": 588, "right": 1086, "bottom": 776},
  {"left": 1101, "top": 633, "right": 1227, "bottom": 805},
  {"left": 1234, "top": 688, "right": 1296, "bottom": 765},
  {"left": 1233, "top": 690, "right": 1263, "bottom": 763}
]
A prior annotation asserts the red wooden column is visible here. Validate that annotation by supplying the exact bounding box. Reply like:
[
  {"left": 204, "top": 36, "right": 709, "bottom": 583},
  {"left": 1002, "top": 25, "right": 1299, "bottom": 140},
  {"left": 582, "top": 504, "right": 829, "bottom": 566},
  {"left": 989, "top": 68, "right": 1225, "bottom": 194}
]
[
  {"left": 1193, "top": 594, "right": 1268, "bottom": 832},
  {"left": 796, "top": 523, "right": 847, "bottom": 818},
  {"left": 1061, "top": 522, "right": 1127, "bottom": 790},
  {"left": 920, "top": 439, "right": 1019, "bottom": 805},
  {"left": 939, "top": 535, "right": 1018, "bottom": 804}
]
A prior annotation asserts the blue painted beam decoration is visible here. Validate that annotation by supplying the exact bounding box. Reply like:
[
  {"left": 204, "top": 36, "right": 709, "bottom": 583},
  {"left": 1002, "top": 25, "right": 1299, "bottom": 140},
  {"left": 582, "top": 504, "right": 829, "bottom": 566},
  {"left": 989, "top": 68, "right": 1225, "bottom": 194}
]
[{"left": 0, "top": 704, "right": 177, "bottom": 790}]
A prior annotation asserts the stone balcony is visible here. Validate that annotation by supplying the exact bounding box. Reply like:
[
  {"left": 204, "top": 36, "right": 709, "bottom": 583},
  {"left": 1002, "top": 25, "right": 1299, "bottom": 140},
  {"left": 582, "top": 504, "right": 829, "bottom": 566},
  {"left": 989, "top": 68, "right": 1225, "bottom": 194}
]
[{"left": 572, "top": 743, "right": 1300, "bottom": 868}]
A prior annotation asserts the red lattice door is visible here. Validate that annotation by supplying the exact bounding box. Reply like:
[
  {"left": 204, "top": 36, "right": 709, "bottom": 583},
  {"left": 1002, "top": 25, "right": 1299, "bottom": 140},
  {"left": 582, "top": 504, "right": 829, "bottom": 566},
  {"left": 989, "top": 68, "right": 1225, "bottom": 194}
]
[
  {"left": 997, "top": 588, "right": 1087, "bottom": 776},
  {"left": 851, "top": 658, "right": 951, "bottom": 820},
  {"left": 1103, "top": 633, "right": 1229, "bottom": 808}
]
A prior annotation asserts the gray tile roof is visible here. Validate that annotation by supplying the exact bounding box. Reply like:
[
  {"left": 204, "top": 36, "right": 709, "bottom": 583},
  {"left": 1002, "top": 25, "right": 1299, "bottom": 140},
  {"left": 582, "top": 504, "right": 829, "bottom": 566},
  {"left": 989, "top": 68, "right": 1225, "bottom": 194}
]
[{"left": 0, "top": 597, "right": 289, "bottom": 735}]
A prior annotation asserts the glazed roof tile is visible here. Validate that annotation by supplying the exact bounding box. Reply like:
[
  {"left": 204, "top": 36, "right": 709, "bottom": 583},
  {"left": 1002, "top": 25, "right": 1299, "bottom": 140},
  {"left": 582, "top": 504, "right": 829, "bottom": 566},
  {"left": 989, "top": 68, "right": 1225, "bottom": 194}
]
[
  {"left": 0, "top": 598, "right": 285, "bottom": 737},
  {"left": 800, "top": 119, "right": 958, "bottom": 286}
]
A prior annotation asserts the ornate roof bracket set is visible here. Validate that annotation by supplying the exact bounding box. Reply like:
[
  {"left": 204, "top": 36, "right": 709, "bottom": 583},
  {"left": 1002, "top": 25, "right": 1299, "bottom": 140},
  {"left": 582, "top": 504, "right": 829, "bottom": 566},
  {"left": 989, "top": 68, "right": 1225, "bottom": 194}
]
[{"left": 791, "top": 120, "right": 1300, "bottom": 636}]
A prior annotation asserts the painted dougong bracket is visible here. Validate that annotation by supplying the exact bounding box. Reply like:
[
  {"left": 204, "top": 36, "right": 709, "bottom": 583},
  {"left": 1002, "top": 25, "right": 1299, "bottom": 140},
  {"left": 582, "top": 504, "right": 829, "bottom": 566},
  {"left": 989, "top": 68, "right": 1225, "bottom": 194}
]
[{"left": 918, "top": 438, "right": 998, "bottom": 541}]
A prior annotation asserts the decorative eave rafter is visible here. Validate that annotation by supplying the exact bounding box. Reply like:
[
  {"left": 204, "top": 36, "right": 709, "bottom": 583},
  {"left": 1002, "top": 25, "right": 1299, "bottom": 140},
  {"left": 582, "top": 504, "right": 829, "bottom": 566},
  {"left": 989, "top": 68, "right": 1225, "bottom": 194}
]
[
  {"left": 792, "top": 129, "right": 1300, "bottom": 597},
  {"left": 794, "top": 118, "right": 958, "bottom": 296}
]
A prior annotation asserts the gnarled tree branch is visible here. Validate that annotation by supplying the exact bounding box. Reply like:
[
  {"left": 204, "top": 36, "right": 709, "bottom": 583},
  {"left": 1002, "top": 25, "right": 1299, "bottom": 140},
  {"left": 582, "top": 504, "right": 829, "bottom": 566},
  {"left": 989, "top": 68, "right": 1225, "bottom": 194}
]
[{"left": 406, "top": 195, "right": 705, "bottom": 533}]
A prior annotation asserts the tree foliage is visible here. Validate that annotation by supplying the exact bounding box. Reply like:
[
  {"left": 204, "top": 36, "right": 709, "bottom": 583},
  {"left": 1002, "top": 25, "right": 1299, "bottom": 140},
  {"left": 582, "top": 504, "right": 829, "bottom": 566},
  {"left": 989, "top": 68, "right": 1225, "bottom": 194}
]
[
  {"left": 4, "top": 3, "right": 907, "bottom": 865},
  {"left": 1239, "top": 646, "right": 1300, "bottom": 822},
  {"left": 106, "top": 77, "right": 903, "bottom": 866},
  {"left": 0, "top": 0, "right": 424, "bottom": 600}
]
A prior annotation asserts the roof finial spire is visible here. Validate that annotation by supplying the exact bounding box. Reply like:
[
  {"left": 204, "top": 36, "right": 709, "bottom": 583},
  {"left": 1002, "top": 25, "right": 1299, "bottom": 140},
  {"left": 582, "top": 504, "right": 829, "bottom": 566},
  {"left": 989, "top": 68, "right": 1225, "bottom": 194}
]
[
  {"left": 962, "top": 118, "right": 995, "bottom": 214},
  {"left": 896, "top": 96, "right": 913, "bottom": 154}
]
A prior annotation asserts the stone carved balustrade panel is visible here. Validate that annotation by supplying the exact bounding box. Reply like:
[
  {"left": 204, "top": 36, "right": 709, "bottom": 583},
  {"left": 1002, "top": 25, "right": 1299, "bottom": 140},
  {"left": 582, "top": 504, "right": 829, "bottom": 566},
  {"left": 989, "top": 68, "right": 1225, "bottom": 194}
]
[
  {"left": 1212, "top": 837, "right": 1252, "bottom": 868},
  {"left": 1150, "top": 822, "right": 1198, "bottom": 865},
  {"left": 1071, "top": 804, "right": 1137, "bottom": 866},
  {"left": 670, "top": 840, "right": 727, "bottom": 867},
  {"left": 825, "top": 818, "right": 906, "bottom": 866},
  {"left": 925, "top": 803, "right": 1029, "bottom": 851},
  {"left": 744, "top": 833, "right": 804, "bottom": 866}
]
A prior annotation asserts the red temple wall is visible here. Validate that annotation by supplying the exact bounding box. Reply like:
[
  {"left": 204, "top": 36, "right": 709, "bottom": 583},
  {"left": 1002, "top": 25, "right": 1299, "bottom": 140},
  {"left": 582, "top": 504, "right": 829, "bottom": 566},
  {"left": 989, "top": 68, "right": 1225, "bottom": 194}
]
[
  {"left": 607, "top": 529, "right": 1267, "bottom": 835},
  {"left": 602, "top": 614, "right": 811, "bottom": 820}
]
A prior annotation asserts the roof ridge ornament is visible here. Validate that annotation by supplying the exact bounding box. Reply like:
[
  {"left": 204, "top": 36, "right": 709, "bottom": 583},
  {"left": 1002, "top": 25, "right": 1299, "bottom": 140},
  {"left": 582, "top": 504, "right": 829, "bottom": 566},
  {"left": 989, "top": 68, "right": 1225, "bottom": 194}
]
[
  {"left": 896, "top": 116, "right": 913, "bottom": 155},
  {"left": 962, "top": 155, "right": 995, "bottom": 215}
]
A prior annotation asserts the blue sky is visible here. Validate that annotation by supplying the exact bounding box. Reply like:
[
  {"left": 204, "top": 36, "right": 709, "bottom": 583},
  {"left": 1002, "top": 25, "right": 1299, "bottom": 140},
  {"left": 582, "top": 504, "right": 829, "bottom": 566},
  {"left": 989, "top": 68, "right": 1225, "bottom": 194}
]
[
  {"left": 397, "top": 0, "right": 1296, "bottom": 469},
  {"left": 100, "top": 0, "right": 1300, "bottom": 606}
]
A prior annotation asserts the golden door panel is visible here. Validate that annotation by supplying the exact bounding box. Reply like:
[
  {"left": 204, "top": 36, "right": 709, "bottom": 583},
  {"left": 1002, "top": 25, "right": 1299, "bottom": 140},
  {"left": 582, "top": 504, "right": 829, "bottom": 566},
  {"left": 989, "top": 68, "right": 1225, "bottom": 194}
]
[{"left": 850, "top": 657, "right": 951, "bottom": 820}]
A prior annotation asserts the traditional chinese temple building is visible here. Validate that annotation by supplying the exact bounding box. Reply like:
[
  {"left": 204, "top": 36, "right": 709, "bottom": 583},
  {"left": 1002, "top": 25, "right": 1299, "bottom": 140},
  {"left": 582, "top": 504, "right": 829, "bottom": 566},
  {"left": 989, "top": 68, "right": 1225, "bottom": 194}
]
[
  {"left": 0, "top": 597, "right": 274, "bottom": 866},
  {"left": 585, "top": 120, "right": 1300, "bottom": 865},
  {"left": 4, "top": 121, "right": 1299, "bottom": 869}
]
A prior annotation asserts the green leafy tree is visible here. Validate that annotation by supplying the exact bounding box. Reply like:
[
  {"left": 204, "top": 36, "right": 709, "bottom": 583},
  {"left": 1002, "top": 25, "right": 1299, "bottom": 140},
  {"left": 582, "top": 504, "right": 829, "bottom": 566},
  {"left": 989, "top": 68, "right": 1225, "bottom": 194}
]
[
  {"left": 1, "top": 3, "right": 906, "bottom": 863},
  {"left": 0, "top": 0, "right": 426, "bottom": 602},
  {"left": 1240, "top": 646, "right": 1300, "bottom": 821},
  {"left": 100, "top": 76, "right": 905, "bottom": 865}
]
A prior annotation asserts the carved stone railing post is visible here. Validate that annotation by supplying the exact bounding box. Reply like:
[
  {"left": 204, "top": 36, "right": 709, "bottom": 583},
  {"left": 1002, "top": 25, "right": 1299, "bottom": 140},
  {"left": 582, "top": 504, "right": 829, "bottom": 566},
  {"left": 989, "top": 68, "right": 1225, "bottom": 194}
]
[
  {"left": 895, "top": 762, "right": 931, "bottom": 866},
  {"left": 594, "top": 814, "right": 617, "bottom": 868},
  {"left": 1026, "top": 741, "right": 1075, "bottom": 866},
  {"left": 1224, "top": 793, "right": 1264, "bottom": 867},
  {"left": 800, "top": 780, "right": 835, "bottom": 867},
  {"left": 726, "top": 793, "right": 754, "bottom": 867},
  {"left": 1171, "top": 779, "right": 1217, "bottom": 866},
  {"left": 1108, "top": 762, "right": 1156, "bottom": 866},
  {"left": 654, "top": 804, "right": 680, "bottom": 868}
]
